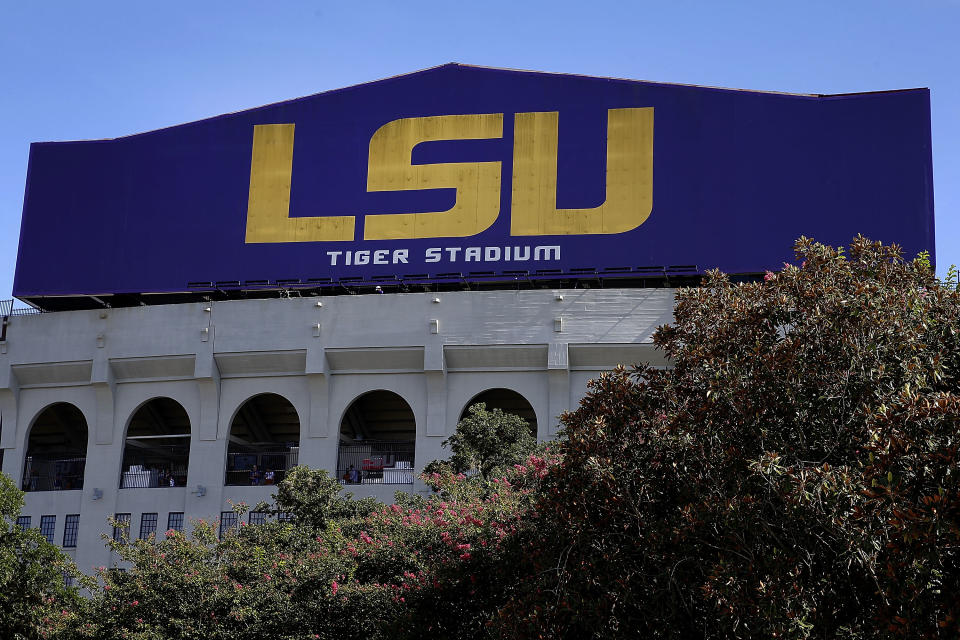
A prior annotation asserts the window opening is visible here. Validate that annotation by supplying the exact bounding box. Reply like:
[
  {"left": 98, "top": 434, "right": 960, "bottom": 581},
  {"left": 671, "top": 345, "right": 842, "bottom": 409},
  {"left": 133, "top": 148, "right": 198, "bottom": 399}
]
[
  {"left": 139, "top": 513, "right": 158, "bottom": 540},
  {"left": 167, "top": 512, "right": 184, "bottom": 533},
  {"left": 22, "top": 403, "right": 88, "bottom": 492},
  {"left": 120, "top": 398, "right": 191, "bottom": 489},
  {"left": 225, "top": 394, "right": 300, "bottom": 486},
  {"left": 337, "top": 390, "right": 416, "bottom": 485},
  {"left": 112, "top": 513, "right": 131, "bottom": 543},
  {"left": 40, "top": 515, "right": 56, "bottom": 543},
  {"left": 63, "top": 514, "right": 80, "bottom": 547}
]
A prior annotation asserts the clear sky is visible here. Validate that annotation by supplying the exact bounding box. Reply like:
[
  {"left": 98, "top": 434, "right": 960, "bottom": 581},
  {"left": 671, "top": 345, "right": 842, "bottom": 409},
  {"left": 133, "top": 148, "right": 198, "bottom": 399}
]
[{"left": 1, "top": 0, "right": 957, "bottom": 302}]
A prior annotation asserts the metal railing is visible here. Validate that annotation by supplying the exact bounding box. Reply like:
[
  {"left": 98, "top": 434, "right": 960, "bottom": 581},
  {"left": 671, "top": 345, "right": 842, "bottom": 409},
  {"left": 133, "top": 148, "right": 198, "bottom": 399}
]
[
  {"left": 22, "top": 455, "right": 86, "bottom": 491},
  {"left": 337, "top": 441, "right": 415, "bottom": 485},
  {"left": 225, "top": 446, "right": 299, "bottom": 486},
  {"left": 120, "top": 445, "right": 191, "bottom": 488},
  {"left": 1, "top": 299, "right": 42, "bottom": 316}
]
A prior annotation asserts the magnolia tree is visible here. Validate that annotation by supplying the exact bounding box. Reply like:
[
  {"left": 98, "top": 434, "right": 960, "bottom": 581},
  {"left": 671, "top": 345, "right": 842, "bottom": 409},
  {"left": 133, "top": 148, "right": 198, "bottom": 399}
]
[{"left": 497, "top": 236, "right": 960, "bottom": 639}]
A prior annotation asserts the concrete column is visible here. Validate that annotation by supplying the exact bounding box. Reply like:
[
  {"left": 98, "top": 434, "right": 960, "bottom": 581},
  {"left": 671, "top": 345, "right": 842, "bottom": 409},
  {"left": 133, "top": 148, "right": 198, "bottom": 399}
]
[{"left": 547, "top": 342, "right": 570, "bottom": 438}]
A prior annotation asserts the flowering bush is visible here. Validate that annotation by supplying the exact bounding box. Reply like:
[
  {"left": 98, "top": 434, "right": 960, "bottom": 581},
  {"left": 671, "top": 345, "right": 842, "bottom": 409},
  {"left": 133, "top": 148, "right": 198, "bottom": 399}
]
[
  {"left": 71, "top": 513, "right": 395, "bottom": 640},
  {"left": 67, "top": 462, "right": 554, "bottom": 640}
]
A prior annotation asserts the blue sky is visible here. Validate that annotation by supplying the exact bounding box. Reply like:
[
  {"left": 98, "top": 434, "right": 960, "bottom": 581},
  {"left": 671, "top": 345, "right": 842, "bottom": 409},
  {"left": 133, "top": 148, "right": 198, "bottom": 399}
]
[{"left": 1, "top": 0, "right": 957, "bottom": 301}]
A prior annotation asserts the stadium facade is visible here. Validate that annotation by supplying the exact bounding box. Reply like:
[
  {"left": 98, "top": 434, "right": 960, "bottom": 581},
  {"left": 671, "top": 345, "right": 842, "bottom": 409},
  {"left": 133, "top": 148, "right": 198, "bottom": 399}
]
[{"left": 0, "top": 64, "right": 934, "bottom": 573}]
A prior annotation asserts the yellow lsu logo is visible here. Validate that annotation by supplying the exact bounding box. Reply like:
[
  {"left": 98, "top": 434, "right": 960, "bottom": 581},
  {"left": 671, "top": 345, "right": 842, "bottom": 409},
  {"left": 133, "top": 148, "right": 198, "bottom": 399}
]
[{"left": 245, "top": 108, "right": 653, "bottom": 243}]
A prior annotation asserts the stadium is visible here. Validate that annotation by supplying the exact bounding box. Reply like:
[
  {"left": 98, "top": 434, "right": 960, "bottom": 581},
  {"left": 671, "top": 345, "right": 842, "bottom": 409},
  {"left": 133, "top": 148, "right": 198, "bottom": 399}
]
[{"left": 0, "top": 64, "right": 934, "bottom": 573}]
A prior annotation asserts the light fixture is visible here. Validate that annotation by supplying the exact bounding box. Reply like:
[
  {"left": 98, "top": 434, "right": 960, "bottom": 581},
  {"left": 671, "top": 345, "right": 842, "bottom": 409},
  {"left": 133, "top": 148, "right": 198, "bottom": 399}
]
[
  {"left": 432, "top": 297, "right": 441, "bottom": 304},
  {"left": 92, "top": 488, "right": 103, "bottom": 500},
  {"left": 192, "top": 485, "right": 207, "bottom": 497}
]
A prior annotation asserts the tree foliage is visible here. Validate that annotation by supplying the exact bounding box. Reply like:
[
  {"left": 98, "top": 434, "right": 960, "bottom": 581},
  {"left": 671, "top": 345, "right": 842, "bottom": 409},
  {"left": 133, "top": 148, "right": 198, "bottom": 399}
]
[
  {"left": 498, "top": 236, "right": 960, "bottom": 639},
  {"left": 0, "top": 472, "right": 82, "bottom": 640},
  {"left": 268, "top": 466, "right": 380, "bottom": 529},
  {"left": 434, "top": 402, "right": 538, "bottom": 478}
]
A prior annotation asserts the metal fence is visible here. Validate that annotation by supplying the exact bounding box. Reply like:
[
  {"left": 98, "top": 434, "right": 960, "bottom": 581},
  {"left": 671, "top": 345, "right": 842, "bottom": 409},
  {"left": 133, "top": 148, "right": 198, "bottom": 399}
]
[
  {"left": 337, "top": 441, "right": 416, "bottom": 485},
  {"left": 1, "top": 299, "right": 42, "bottom": 317},
  {"left": 22, "top": 456, "right": 86, "bottom": 492},
  {"left": 120, "top": 445, "right": 191, "bottom": 488},
  {"left": 225, "top": 447, "right": 299, "bottom": 486}
]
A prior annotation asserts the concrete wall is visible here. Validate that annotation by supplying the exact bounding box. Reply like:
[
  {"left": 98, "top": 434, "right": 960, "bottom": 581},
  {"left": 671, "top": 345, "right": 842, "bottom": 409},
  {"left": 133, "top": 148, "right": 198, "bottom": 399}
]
[{"left": 0, "top": 288, "right": 674, "bottom": 573}]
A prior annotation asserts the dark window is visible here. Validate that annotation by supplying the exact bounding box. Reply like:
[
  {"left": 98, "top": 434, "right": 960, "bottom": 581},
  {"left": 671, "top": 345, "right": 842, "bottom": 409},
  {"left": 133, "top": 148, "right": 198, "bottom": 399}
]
[
  {"left": 219, "top": 511, "right": 238, "bottom": 538},
  {"left": 139, "top": 513, "right": 158, "bottom": 540},
  {"left": 248, "top": 511, "right": 268, "bottom": 525},
  {"left": 112, "top": 513, "right": 131, "bottom": 542},
  {"left": 277, "top": 512, "right": 294, "bottom": 523},
  {"left": 63, "top": 514, "right": 80, "bottom": 547},
  {"left": 40, "top": 515, "right": 56, "bottom": 543},
  {"left": 15, "top": 516, "right": 31, "bottom": 531},
  {"left": 63, "top": 572, "right": 76, "bottom": 588},
  {"left": 167, "top": 512, "right": 184, "bottom": 533}
]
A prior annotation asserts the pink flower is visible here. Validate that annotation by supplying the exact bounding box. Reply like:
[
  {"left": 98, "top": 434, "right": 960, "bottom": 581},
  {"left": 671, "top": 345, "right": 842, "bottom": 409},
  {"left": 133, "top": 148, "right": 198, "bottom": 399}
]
[
  {"left": 764, "top": 271, "right": 775, "bottom": 281},
  {"left": 331, "top": 580, "right": 339, "bottom": 596},
  {"left": 131, "top": 600, "right": 139, "bottom": 606}
]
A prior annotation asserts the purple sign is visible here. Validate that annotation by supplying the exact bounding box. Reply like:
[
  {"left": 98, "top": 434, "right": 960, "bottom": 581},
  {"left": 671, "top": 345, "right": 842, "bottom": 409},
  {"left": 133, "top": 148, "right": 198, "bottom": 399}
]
[{"left": 14, "top": 64, "right": 934, "bottom": 303}]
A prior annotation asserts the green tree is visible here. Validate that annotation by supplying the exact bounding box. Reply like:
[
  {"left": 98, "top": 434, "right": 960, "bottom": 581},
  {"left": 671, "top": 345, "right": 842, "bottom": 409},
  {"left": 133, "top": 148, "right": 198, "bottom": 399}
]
[
  {"left": 268, "top": 466, "right": 379, "bottom": 530},
  {"left": 497, "top": 236, "right": 960, "bottom": 639},
  {"left": 433, "top": 402, "right": 537, "bottom": 479},
  {"left": 0, "top": 472, "right": 82, "bottom": 640}
]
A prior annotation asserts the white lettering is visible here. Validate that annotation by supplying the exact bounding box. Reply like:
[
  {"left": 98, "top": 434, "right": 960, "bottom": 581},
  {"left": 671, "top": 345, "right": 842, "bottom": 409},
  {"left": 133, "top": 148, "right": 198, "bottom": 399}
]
[
  {"left": 425, "top": 248, "right": 442, "bottom": 263},
  {"left": 534, "top": 246, "right": 560, "bottom": 261},
  {"left": 373, "top": 249, "right": 388, "bottom": 265},
  {"left": 504, "top": 246, "right": 511, "bottom": 261},
  {"left": 354, "top": 250, "right": 370, "bottom": 265},
  {"left": 445, "top": 247, "right": 462, "bottom": 261},
  {"left": 465, "top": 247, "right": 481, "bottom": 262},
  {"left": 327, "top": 251, "right": 343, "bottom": 265},
  {"left": 514, "top": 246, "right": 531, "bottom": 261},
  {"left": 484, "top": 246, "right": 501, "bottom": 261},
  {"left": 393, "top": 249, "right": 409, "bottom": 264}
]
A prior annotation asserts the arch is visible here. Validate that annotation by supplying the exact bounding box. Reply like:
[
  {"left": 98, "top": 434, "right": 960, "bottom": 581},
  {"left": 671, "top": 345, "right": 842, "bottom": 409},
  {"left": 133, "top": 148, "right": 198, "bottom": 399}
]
[
  {"left": 225, "top": 393, "right": 301, "bottom": 486},
  {"left": 458, "top": 388, "right": 538, "bottom": 435},
  {"left": 22, "top": 402, "right": 88, "bottom": 491},
  {"left": 337, "top": 390, "right": 416, "bottom": 485},
  {"left": 119, "top": 397, "right": 191, "bottom": 489}
]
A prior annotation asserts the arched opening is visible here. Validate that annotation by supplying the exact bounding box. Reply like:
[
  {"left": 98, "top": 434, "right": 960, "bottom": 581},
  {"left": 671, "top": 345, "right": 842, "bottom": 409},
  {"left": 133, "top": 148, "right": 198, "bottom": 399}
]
[
  {"left": 459, "top": 388, "right": 538, "bottom": 435},
  {"left": 120, "top": 398, "right": 191, "bottom": 488},
  {"left": 225, "top": 393, "right": 300, "bottom": 486},
  {"left": 22, "top": 402, "right": 88, "bottom": 491},
  {"left": 337, "top": 390, "right": 415, "bottom": 485}
]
